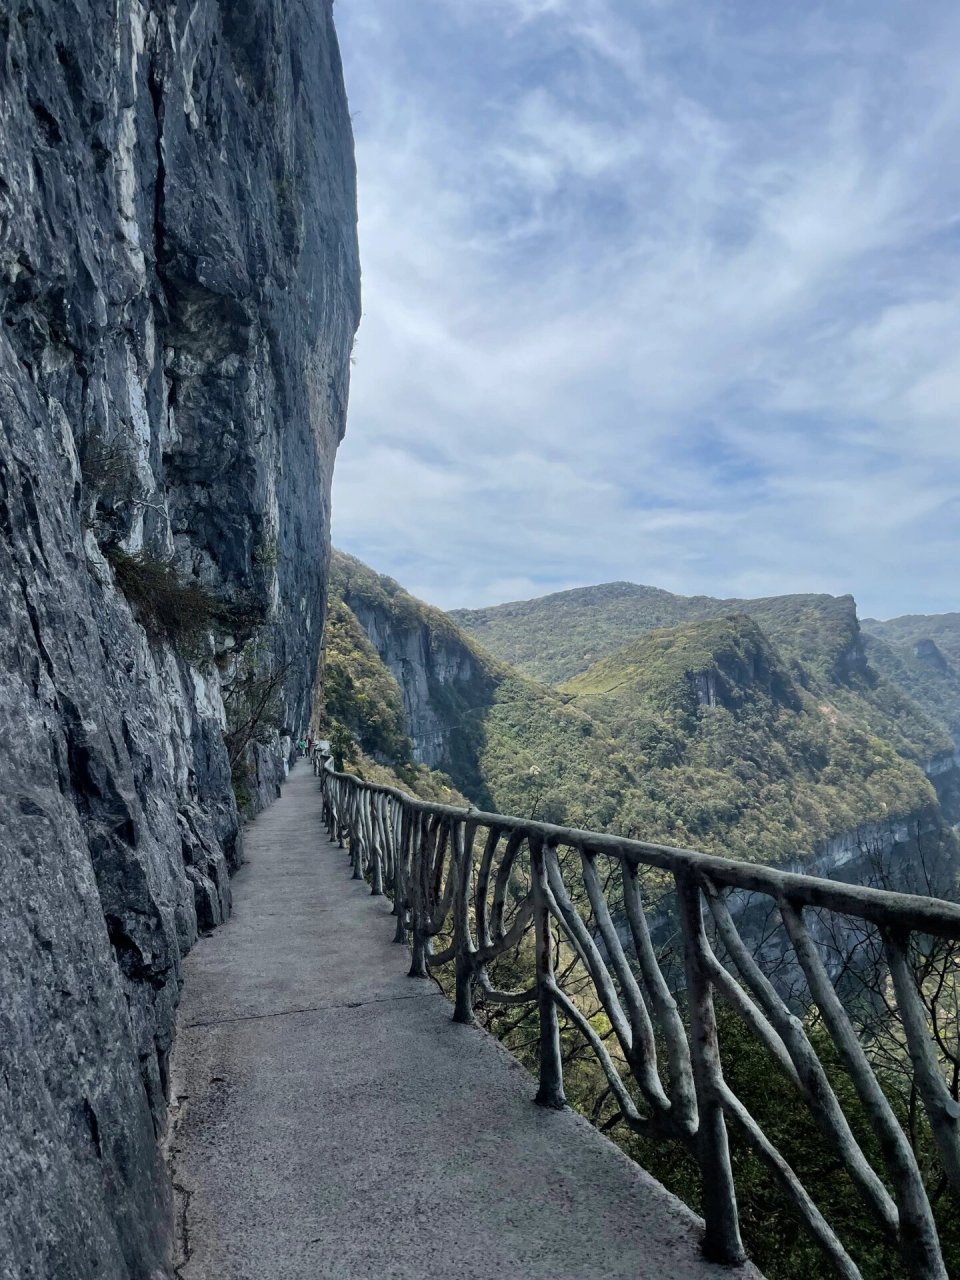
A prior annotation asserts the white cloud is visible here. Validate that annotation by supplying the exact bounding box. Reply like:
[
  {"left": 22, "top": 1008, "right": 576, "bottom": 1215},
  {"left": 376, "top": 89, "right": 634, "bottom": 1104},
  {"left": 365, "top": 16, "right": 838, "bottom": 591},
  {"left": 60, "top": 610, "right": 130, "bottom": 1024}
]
[{"left": 332, "top": 0, "right": 960, "bottom": 618}]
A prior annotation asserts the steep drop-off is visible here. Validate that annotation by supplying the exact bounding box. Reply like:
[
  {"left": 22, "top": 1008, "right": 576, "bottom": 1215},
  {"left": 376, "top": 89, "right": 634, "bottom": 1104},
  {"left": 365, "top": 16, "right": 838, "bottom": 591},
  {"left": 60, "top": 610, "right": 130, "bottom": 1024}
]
[{"left": 0, "top": 4, "right": 359, "bottom": 1277}]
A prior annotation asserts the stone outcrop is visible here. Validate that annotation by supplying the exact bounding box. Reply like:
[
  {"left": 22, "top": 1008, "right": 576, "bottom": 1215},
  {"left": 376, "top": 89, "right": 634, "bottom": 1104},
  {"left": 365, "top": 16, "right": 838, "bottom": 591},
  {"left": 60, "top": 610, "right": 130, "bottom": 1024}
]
[
  {"left": 345, "top": 591, "right": 493, "bottom": 769},
  {"left": 0, "top": 3, "right": 359, "bottom": 1276}
]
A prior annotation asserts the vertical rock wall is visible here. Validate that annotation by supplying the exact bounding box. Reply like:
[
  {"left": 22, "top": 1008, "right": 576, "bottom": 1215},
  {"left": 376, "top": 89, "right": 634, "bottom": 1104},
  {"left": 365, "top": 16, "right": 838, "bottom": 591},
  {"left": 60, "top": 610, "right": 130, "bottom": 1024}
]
[{"left": 0, "top": 2, "right": 360, "bottom": 1276}]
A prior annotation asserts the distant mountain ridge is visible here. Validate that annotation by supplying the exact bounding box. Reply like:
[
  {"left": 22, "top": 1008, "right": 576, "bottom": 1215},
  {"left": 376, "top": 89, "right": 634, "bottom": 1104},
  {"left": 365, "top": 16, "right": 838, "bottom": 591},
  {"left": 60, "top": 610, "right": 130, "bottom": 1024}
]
[
  {"left": 862, "top": 612, "right": 960, "bottom": 667},
  {"left": 455, "top": 581, "right": 956, "bottom": 746},
  {"left": 860, "top": 613, "right": 960, "bottom": 750},
  {"left": 451, "top": 582, "right": 865, "bottom": 685},
  {"left": 320, "top": 553, "right": 958, "bottom": 868}
]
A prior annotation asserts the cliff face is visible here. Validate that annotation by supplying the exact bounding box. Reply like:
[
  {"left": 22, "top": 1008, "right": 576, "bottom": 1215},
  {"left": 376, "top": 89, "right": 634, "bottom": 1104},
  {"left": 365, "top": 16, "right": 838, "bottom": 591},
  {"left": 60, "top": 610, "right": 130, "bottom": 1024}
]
[
  {"left": 332, "top": 551, "right": 499, "bottom": 791},
  {"left": 346, "top": 593, "right": 492, "bottom": 769},
  {"left": 0, "top": 3, "right": 359, "bottom": 1277},
  {"left": 328, "top": 551, "right": 636, "bottom": 825}
]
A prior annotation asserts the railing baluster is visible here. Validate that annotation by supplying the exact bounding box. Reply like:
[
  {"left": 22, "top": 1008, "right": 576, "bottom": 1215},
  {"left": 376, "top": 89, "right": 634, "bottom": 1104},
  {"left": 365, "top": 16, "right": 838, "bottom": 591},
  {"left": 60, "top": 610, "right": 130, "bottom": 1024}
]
[
  {"left": 453, "top": 820, "right": 478, "bottom": 1024},
  {"left": 621, "top": 858, "right": 698, "bottom": 1136},
  {"left": 675, "top": 868, "right": 745, "bottom": 1266},
  {"left": 475, "top": 825, "right": 501, "bottom": 950},
  {"left": 885, "top": 929, "right": 960, "bottom": 1197},
  {"left": 705, "top": 883, "right": 899, "bottom": 1233},
  {"left": 531, "top": 835, "right": 565, "bottom": 1109},
  {"left": 408, "top": 812, "right": 434, "bottom": 978},
  {"left": 393, "top": 805, "right": 412, "bottom": 943},
  {"left": 782, "top": 901, "right": 947, "bottom": 1280}
]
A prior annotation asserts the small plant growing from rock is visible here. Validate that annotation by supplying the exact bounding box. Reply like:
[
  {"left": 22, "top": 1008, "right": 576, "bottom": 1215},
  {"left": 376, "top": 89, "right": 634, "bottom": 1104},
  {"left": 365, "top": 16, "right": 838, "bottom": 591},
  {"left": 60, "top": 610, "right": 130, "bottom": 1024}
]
[
  {"left": 222, "top": 639, "right": 291, "bottom": 814},
  {"left": 106, "top": 548, "right": 221, "bottom": 657},
  {"left": 253, "top": 533, "right": 279, "bottom": 570},
  {"left": 80, "top": 432, "right": 136, "bottom": 496},
  {"left": 107, "top": 548, "right": 271, "bottom": 660}
]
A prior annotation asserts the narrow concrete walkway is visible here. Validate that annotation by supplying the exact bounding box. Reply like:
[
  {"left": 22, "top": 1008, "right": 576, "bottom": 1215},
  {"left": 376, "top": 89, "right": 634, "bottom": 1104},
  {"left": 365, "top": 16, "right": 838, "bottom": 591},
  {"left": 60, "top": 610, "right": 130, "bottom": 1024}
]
[{"left": 169, "top": 764, "right": 760, "bottom": 1280}]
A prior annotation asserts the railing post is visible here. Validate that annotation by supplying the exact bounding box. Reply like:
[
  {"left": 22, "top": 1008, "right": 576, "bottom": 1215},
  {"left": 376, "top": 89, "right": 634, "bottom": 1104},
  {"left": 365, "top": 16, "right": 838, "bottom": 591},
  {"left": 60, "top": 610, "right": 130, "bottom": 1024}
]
[
  {"left": 452, "top": 820, "right": 477, "bottom": 1024},
  {"left": 408, "top": 812, "right": 431, "bottom": 978},
  {"left": 393, "top": 806, "right": 411, "bottom": 944},
  {"left": 675, "top": 869, "right": 746, "bottom": 1266},
  {"left": 350, "top": 791, "right": 363, "bottom": 879},
  {"left": 369, "top": 794, "right": 385, "bottom": 897},
  {"left": 531, "top": 836, "right": 565, "bottom": 1109}
]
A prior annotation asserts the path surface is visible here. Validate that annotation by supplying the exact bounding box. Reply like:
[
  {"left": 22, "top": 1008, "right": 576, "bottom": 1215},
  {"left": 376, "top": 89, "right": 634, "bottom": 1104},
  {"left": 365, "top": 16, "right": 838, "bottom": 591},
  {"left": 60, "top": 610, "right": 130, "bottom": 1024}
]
[{"left": 169, "top": 764, "right": 761, "bottom": 1280}]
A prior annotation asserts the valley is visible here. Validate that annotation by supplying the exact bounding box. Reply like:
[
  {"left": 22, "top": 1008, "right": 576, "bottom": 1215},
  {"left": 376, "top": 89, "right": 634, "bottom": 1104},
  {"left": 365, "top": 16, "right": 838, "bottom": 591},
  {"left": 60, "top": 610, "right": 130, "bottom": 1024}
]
[{"left": 320, "top": 551, "right": 960, "bottom": 881}]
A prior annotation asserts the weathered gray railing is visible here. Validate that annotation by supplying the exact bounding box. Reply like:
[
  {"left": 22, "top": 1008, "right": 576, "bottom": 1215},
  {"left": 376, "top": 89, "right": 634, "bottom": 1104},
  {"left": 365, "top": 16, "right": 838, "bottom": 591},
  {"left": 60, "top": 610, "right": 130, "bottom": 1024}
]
[{"left": 315, "top": 755, "right": 960, "bottom": 1278}]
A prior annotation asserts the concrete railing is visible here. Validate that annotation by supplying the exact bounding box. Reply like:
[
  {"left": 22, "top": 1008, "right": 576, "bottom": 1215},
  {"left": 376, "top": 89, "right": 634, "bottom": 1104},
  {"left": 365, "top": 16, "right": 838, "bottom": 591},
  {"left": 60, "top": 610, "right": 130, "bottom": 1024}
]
[{"left": 315, "top": 754, "right": 960, "bottom": 1278}]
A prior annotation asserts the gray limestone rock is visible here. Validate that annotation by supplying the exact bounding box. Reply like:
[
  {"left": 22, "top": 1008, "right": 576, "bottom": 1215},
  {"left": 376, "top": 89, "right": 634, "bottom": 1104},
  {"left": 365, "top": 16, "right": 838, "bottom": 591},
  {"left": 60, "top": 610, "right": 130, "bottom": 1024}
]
[
  {"left": 0, "top": 2, "right": 359, "bottom": 1275},
  {"left": 346, "top": 591, "right": 492, "bottom": 771}
]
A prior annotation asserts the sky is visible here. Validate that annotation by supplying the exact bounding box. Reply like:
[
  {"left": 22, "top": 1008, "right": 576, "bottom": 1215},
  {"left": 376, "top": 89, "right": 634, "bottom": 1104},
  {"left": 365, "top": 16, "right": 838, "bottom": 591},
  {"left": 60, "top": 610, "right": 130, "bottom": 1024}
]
[{"left": 331, "top": 0, "right": 960, "bottom": 619}]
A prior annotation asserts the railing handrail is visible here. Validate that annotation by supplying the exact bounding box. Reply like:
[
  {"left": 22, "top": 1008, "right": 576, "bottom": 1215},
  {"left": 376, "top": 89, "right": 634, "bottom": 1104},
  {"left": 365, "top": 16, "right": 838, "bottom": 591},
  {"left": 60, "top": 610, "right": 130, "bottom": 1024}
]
[
  {"left": 316, "top": 751, "right": 960, "bottom": 1278},
  {"left": 319, "top": 757, "right": 960, "bottom": 939}
]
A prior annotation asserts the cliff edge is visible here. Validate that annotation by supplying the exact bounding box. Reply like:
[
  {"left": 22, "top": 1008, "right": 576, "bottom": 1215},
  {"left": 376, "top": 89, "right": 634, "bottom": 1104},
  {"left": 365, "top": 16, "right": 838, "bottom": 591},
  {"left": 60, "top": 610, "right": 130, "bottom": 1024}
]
[{"left": 0, "top": 2, "right": 359, "bottom": 1276}]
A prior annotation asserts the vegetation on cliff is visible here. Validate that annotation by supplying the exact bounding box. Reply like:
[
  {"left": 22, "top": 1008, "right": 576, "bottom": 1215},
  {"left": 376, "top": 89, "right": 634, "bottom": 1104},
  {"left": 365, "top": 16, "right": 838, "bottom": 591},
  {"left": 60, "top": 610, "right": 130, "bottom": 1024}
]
[
  {"left": 861, "top": 623, "right": 960, "bottom": 748},
  {"left": 321, "top": 597, "right": 416, "bottom": 768}
]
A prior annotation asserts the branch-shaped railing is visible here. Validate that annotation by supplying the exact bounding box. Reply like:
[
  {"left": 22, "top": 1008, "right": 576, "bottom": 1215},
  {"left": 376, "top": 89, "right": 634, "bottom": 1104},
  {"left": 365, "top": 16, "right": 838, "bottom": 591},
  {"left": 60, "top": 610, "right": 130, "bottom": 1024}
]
[{"left": 316, "top": 755, "right": 960, "bottom": 1278}]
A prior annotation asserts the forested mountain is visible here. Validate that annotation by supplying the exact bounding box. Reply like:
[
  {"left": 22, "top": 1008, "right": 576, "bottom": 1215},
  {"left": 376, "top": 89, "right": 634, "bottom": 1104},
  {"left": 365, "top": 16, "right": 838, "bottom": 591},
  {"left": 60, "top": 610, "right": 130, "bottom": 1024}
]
[
  {"left": 863, "top": 611, "right": 960, "bottom": 667},
  {"left": 317, "top": 552, "right": 640, "bottom": 827},
  {"left": 560, "top": 614, "right": 938, "bottom": 863},
  {"left": 454, "top": 580, "right": 957, "bottom": 771},
  {"left": 861, "top": 614, "right": 960, "bottom": 750},
  {"left": 452, "top": 581, "right": 731, "bottom": 684},
  {"left": 319, "top": 553, "right": 957, "bottom": 867},
  {"left": 452, "top": 583, "right": 889, "bottom": 687}
]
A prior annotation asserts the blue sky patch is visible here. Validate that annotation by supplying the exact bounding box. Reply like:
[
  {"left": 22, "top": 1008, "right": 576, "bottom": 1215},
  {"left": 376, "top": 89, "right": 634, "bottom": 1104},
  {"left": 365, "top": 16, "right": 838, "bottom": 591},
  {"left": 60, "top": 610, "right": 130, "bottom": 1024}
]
[{"left": 332, "top": 0, "right": 960, "bottom": 619}]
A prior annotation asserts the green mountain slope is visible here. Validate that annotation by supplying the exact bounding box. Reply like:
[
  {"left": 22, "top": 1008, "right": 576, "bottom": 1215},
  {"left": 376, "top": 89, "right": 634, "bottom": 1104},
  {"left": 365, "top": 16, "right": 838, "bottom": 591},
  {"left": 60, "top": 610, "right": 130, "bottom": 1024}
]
[
  {"left": 560, "top": 615, "right": 939, "bottom": 863},
  {"left": 320, "top": 552, "right": 953, "bottom": 867},
  {"left": 453, "top": 583, "right": 877, "bottom": 687},
  {"left": 321, "top": 551, "right": 639, "bottom": 828},
  {"left": 861, "top": 615, "right": 960, "bottom": 749},
  {"left": 863, "top": 612, "right": 960, "bottom": 668},
  {"left": 451, "top": 582, "right": 723, "bottom": 683},
  {"left": 453, "top": 583, "right": 898, "bottom": 689},
  {"left": 453, "top": 582, "right": 953, "bottom": 769}
]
